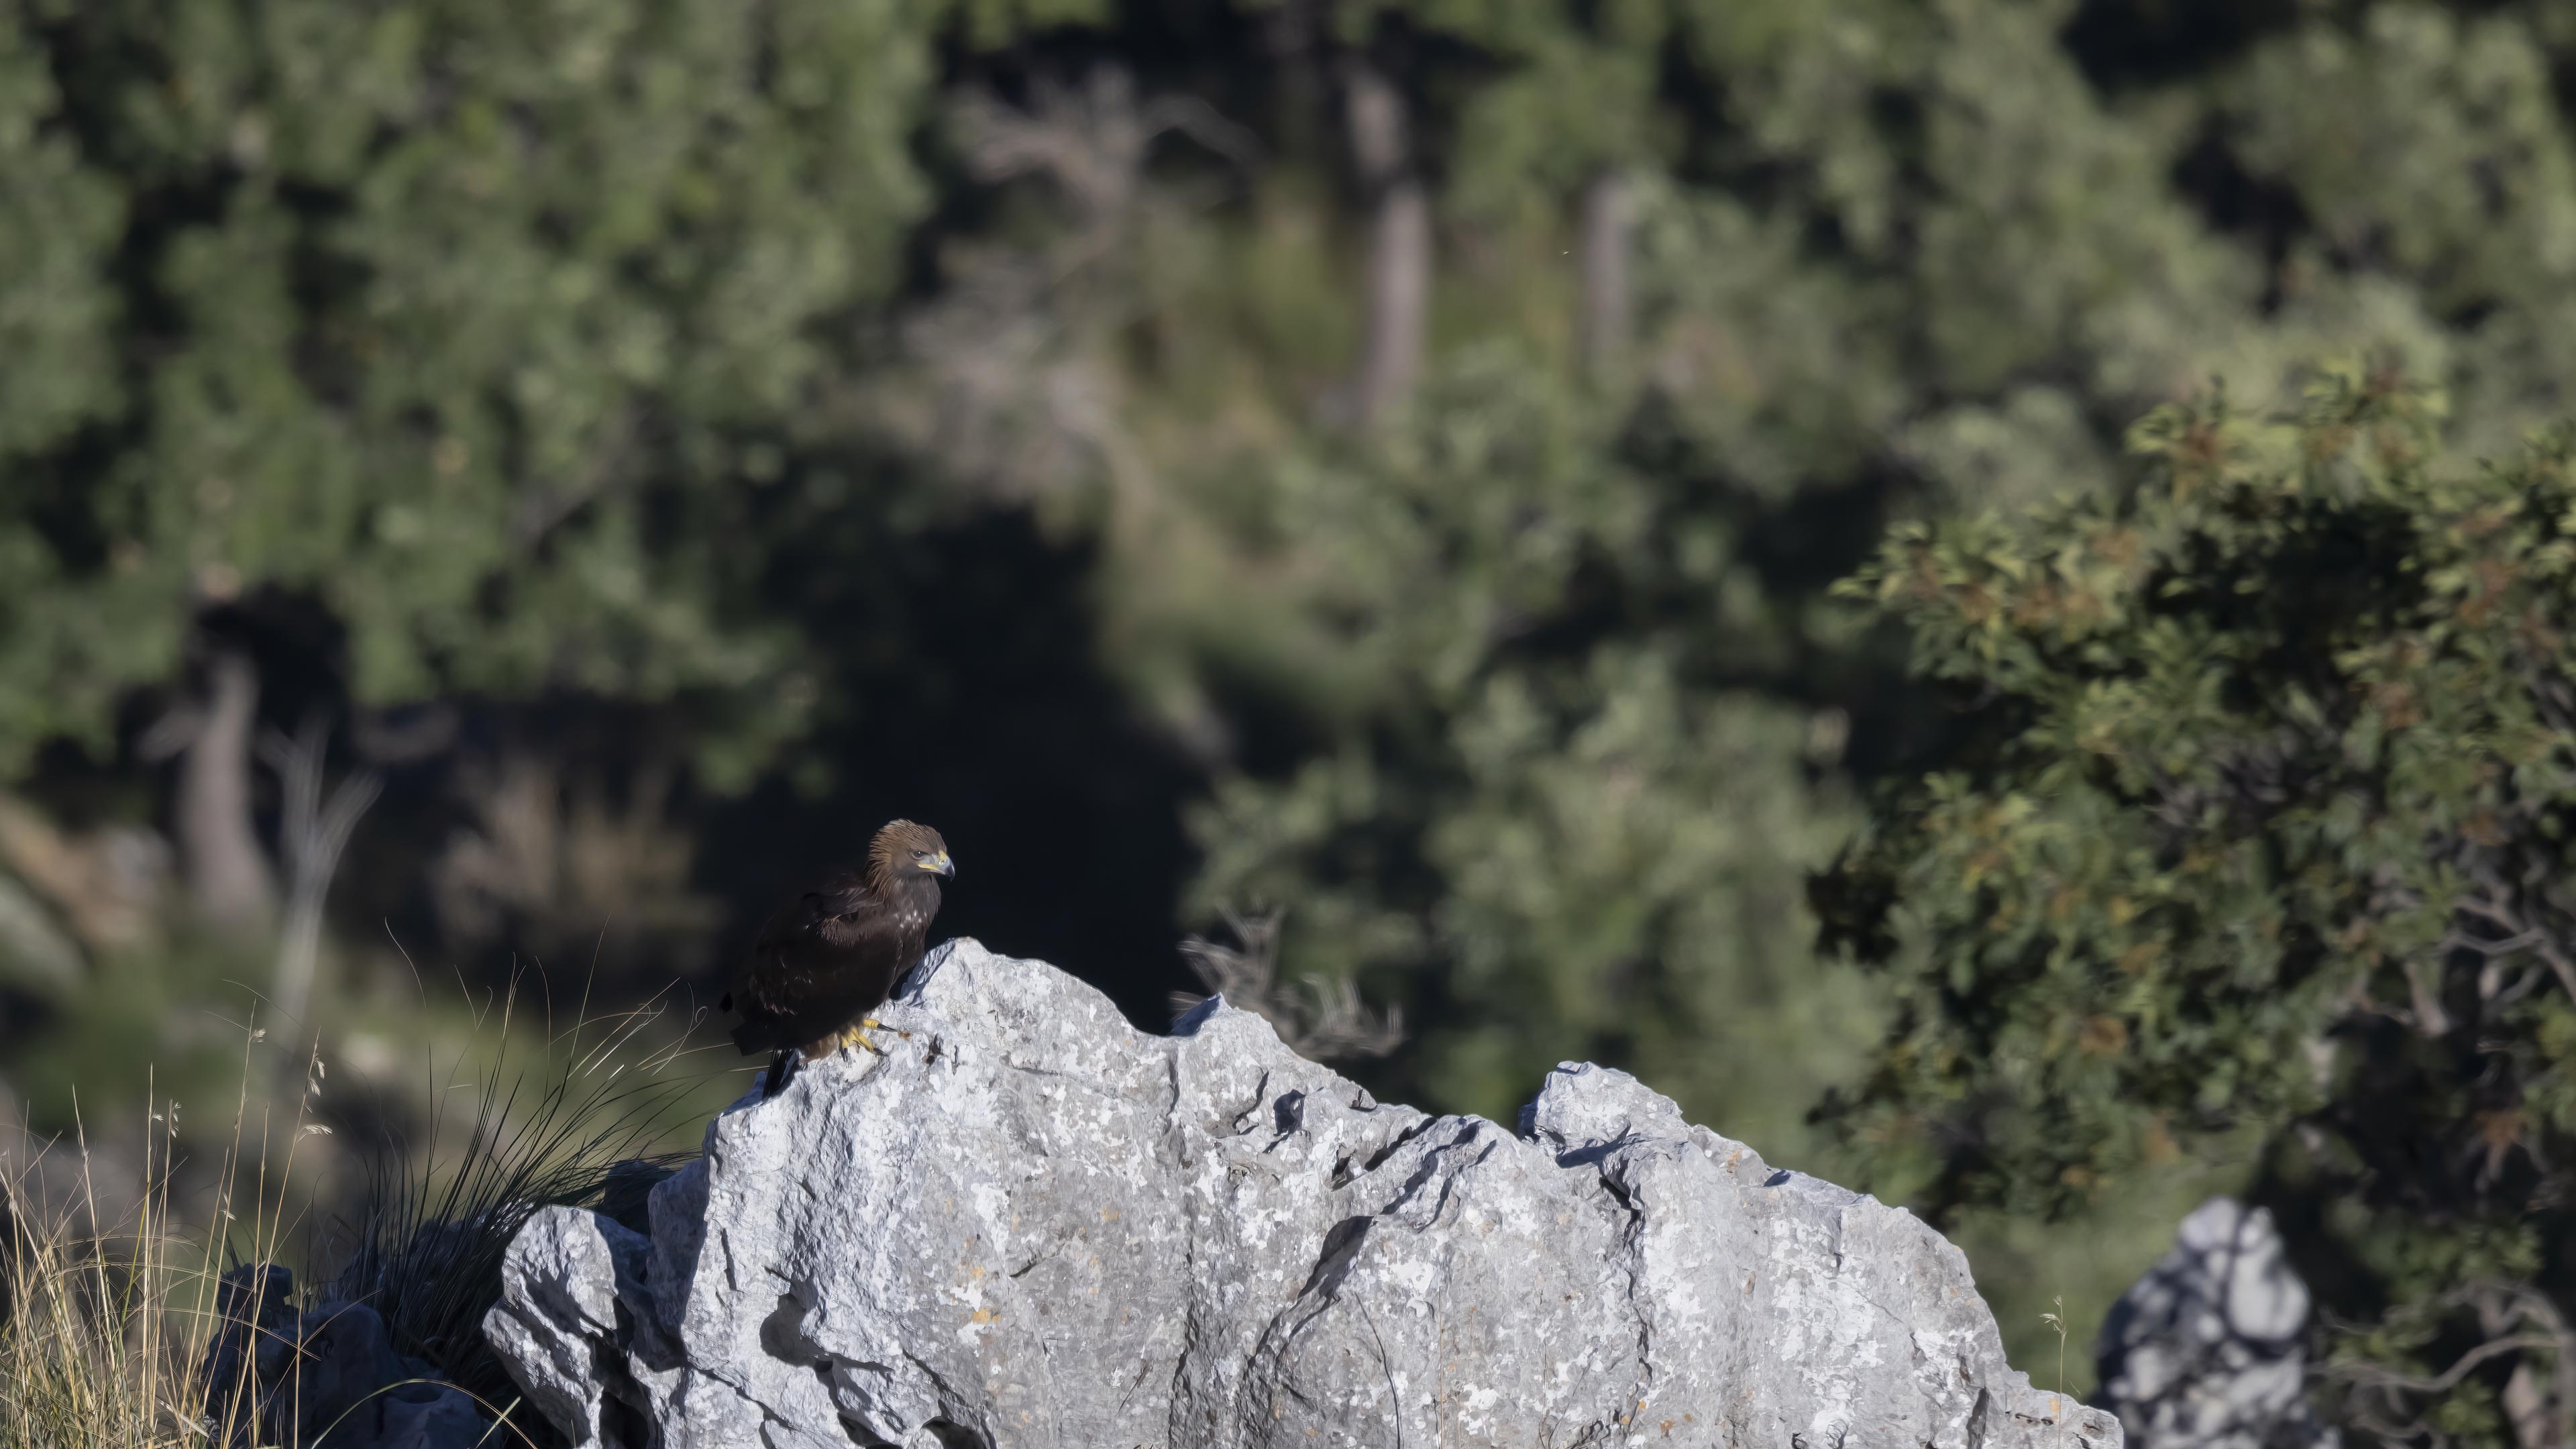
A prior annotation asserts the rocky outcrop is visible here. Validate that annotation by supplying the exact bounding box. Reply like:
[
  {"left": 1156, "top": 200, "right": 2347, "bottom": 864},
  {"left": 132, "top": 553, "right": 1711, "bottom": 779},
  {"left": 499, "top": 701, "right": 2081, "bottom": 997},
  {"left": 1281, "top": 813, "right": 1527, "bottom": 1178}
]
[
  {"left": 486, "top": 938, "right": 2118, "bottom": 1448},
  {"left": 2094, "top": 1199, "right": 2335, "bottom": 1449}
]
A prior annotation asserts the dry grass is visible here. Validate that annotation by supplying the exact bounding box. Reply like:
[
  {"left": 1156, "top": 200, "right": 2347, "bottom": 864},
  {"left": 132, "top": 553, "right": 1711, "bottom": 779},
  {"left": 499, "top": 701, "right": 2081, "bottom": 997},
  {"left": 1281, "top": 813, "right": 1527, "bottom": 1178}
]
[
  {"left": 0, "top": 983, "right": 705, "bottom": 1449},
  {"left": 1, "top": 1048, "right": 308, "bottom": 1449},
  {"left": 1, "top": 1140, "right": 199, "bottom": 1447}
]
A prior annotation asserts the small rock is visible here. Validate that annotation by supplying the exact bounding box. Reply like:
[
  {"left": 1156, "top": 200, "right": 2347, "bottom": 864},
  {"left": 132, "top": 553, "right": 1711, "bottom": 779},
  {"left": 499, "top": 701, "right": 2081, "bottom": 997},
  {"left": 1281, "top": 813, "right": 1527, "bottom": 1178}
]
[
  {"left": 2095, "top": 1197, "right": 2337, "bottom": 1449},
  {"left": 201, "top": 1263, "right": 493, "bottom": 1449}
]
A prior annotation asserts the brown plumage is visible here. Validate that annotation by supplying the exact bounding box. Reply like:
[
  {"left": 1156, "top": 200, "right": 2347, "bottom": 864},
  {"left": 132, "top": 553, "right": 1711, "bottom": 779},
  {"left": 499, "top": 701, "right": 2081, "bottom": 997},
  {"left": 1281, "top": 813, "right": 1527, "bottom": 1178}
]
[{"left": 720, "top": 820, "right": 953, "bottom": 1097}]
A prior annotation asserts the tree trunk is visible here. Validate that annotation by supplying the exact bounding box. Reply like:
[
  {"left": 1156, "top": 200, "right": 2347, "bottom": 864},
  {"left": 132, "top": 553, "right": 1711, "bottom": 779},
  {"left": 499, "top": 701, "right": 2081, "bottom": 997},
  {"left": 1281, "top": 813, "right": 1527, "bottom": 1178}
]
[
  {"left": 1344, "top": 60, "right": 1428, "bottom": 429},
  {"left": 1578, "top": 169, "right": 1635, "bottom": 383},
  {"left": 178, "top": 649, "right": 275, "bottom": 930}
]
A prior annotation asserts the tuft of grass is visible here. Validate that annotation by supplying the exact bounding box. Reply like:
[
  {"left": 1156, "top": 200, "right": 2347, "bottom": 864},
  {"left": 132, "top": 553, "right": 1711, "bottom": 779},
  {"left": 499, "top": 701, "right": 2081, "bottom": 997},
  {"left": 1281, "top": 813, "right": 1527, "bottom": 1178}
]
[
  {"left": 321, "top": 981, "right": 702, "bottom": 1420},
  {"left": 1, "top": 976, "right": 710, "bottom": 1448}
]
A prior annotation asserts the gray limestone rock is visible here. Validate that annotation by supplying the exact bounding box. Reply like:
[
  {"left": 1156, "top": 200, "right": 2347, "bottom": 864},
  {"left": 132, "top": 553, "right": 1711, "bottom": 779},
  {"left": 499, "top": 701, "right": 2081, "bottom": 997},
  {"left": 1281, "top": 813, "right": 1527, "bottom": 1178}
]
[
  {"left": 486, "top": 938, "right": 2118, "bottom": 1448},
  {"left": 2095, "top": 1198, "right": 2336, "bottom": 1449}
]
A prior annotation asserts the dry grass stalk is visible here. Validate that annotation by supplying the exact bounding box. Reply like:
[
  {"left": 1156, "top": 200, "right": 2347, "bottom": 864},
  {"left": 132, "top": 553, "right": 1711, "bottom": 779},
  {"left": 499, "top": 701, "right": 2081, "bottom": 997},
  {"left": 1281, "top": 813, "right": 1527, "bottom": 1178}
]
[{"left": 1, "top": 1028, "right": 333, "bottom": 1449}]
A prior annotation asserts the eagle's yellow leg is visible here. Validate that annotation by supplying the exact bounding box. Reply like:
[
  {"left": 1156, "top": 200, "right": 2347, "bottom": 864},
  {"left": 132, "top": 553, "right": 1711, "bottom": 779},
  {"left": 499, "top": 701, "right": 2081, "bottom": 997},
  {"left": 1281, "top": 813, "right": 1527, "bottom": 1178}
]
[{"left": 845, "top": 1015, "right": 913, "bottom": 1049}]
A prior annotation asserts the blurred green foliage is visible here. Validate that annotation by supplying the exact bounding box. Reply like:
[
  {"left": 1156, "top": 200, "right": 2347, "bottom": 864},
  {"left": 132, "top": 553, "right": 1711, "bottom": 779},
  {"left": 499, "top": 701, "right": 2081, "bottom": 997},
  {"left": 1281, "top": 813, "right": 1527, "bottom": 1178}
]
[
  {"left": 0, "top": 0, "right": 943, "bottom": 784},
  {"left": 1821, "top": 363, "right": 2576, "bottom": 1441},
  {"left": 1183, "top": 347, "right": 1880, "bottom": 1148},
  {"left": 8, "top": 0, "right": 2576, "bottom": 1422},
  {"left": 1165, "top": 0, "right": 2576, "bottom": 1181}
]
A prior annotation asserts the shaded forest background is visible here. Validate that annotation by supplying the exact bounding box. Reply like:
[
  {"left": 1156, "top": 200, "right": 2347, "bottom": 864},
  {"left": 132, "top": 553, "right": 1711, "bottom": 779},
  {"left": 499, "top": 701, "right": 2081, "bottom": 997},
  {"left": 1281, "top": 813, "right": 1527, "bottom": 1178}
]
[{"left": 7, "top": 0, "right": 2576, "bottom": 1407}]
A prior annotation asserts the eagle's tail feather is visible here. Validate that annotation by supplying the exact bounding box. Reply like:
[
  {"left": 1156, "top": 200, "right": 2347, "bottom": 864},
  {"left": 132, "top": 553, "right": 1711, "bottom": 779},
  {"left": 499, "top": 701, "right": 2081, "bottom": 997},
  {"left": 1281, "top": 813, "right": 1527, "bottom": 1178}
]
[{"left": 759, "top": 1051, "right": 794, "bottom": 1100}]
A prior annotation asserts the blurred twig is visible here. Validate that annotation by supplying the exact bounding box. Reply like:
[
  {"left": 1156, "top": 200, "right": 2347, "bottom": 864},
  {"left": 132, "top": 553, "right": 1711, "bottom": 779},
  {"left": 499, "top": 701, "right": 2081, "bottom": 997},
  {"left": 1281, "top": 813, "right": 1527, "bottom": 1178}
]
[
  {"left": 257, "top": 718, "right": 381, "bottom": 1057},
  {"left": 1174, "top": 908, "right": 1403, "bottom": 1061}
]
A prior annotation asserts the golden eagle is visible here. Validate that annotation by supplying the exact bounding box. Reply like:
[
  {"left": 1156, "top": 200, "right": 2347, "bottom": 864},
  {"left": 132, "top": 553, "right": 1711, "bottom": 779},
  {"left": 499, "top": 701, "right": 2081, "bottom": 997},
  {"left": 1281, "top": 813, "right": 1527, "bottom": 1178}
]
[{"left": 720, "top": 819, "right": 953, "bottom": 1097}]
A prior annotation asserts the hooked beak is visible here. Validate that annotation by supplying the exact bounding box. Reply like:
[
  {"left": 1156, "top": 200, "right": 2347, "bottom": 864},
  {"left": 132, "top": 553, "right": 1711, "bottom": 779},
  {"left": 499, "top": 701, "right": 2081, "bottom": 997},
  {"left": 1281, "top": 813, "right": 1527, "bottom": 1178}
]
[{"left": 921, "top": 851, "right": 955, "bottom": 878}]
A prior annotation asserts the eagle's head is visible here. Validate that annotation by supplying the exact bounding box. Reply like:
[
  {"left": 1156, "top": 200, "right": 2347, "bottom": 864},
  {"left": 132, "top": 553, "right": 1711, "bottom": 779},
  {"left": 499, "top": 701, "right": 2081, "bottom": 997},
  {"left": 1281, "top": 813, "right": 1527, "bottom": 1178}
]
[{"left": 867, "top": 818, "right": 954, "bottom": 890}]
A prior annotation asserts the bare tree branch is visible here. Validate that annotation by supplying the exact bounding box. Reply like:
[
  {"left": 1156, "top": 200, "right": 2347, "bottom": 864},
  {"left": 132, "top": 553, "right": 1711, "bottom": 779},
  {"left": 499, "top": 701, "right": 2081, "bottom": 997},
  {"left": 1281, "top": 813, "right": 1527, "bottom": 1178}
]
[{"left": 258, "top": 716, "right": 382, "bottom": 1048}]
